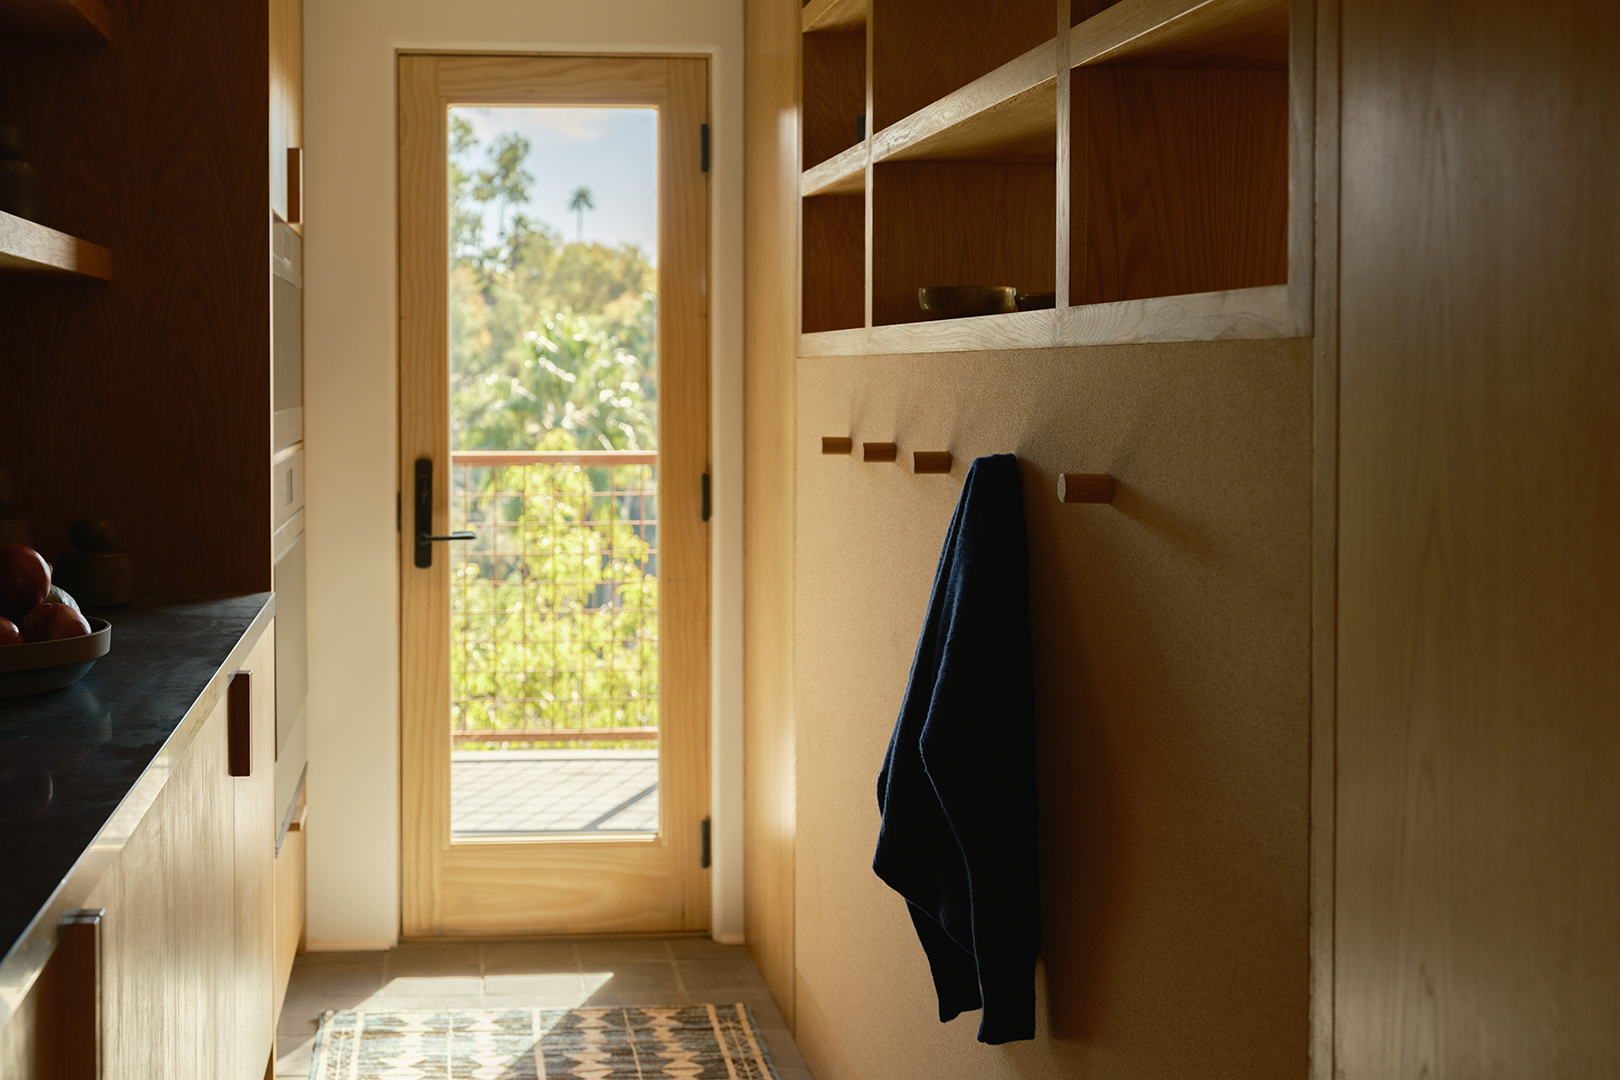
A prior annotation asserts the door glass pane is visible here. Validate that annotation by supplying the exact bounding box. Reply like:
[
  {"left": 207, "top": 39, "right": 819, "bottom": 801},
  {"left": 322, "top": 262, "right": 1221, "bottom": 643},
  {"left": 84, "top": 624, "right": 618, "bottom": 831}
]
[{"left": 444, "top": 106, "right": 660, "bottom": 838}]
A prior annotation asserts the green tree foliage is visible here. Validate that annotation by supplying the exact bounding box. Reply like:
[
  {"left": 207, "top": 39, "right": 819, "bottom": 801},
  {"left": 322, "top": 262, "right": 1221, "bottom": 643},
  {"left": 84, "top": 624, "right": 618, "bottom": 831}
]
[{"left": 447, "top": 114, "right": 660, "bottom": 750}]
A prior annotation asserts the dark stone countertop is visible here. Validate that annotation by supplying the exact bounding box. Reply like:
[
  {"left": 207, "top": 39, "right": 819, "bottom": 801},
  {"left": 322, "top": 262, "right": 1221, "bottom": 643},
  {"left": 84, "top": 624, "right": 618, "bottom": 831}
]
[{"left": 0, "top": 593, "right": 273, "bottom": 1009}]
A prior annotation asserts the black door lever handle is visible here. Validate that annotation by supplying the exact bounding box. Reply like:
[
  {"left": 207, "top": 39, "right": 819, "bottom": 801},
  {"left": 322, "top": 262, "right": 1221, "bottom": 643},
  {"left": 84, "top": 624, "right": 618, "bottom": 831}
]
[{"left": 413, "top": 457, "right": 474, "bottom": 568}]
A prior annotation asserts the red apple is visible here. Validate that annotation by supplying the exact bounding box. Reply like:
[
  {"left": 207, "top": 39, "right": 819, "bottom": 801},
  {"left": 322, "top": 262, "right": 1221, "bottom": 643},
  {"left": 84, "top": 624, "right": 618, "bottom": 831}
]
[
  {"left": 21, "top": 603, "right": 90, "bottom": 643},
  {"left": 0, "top": 616, "right": 20, "bottom": 645},
  {"left": 0, "top": 545, "right": 50, "bottom": 621}
]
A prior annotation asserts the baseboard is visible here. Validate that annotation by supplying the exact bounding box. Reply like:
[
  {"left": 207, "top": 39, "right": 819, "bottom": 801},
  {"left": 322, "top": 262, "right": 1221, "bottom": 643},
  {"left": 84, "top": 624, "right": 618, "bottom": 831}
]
[
  {"left": 717, "top": 932, "right": 745, "bottom": 946},
  {"left": 305, "top": 938, "right": 395, "bottom": 952}
]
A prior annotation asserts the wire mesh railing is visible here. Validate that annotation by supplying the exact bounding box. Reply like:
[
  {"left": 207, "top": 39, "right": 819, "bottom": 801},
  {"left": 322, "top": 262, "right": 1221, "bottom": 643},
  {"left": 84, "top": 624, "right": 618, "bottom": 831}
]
[{"left": 449, "top": 450, "right": 658, "bottom": 750}]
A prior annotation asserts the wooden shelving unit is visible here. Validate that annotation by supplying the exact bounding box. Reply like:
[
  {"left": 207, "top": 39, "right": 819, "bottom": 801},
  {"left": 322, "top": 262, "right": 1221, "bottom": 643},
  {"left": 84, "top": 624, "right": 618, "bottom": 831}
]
[
  {"left": 797, "top": 0, "right": 1305, "bottom": 352},
  {"left": 0, "top": 210, "right": 111, "bottom": 279},
  {"left": 0, "top": 0, "right": 112, "bottom": 41},
  {"left": 801, "top": 0, "right": 864, "bottom": 33}
]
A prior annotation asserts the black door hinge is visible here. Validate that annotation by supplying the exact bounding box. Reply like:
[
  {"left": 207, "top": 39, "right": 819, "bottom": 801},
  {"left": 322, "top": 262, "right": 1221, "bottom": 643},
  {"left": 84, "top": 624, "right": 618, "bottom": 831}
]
[
  {"left": 396, "top": 491, "right": 402, "bottom": 533},
  {"left": 700, "top": 124, "right": 709, "bottom": 173},
  {"left": 701, "top": 472, "right": 711, "bottom": 522},
  {"left": 700, "top": 817, "right": 712, "bottom": 868}
]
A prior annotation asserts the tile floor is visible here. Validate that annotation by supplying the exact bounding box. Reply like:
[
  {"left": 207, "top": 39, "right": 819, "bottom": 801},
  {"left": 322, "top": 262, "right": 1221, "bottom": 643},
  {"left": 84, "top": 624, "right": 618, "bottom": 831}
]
[
  {"left": 275, "top": 936, "right": 813, "bottom": 1080},
  {"left": 451, "top": 751, "right": 660, "bottom": 835}
]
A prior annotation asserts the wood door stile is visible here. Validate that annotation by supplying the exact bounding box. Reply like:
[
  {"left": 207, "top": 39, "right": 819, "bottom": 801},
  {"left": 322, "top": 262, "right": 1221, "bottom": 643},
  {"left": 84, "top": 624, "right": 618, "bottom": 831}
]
[
  {"left": 744, "top": 0, "right": 801, "bottom": 1019},
  {"left": 398, "top": 54, "right": 711, "bottom": 938}
]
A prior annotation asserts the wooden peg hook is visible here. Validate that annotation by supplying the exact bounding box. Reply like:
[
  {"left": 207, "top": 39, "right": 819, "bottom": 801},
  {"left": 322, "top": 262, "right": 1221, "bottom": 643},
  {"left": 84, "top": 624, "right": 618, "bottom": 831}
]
[
  {"left": 1058, "top": 473, "right": 1115, "bottom": 503},
  {"left": 863, "top": 442, "right": 898, "bottom": 463},
  {"left": 913, "top": 451, "right": 952, "bottom": 474},
  {"left": 822, "top": 436, "right": 852, "bottom": 454}
]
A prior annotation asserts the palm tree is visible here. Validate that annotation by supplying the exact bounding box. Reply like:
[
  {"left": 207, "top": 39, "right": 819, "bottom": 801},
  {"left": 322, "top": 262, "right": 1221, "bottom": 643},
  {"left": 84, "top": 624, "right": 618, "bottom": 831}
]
[{"left": 567, "top": 186, "right": 595, "bottom": 241}]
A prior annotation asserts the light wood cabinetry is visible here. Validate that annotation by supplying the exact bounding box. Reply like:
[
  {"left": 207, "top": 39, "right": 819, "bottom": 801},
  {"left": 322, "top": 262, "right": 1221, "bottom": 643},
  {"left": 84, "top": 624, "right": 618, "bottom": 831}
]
[{"left": 0, "top": 626, "right": 278, "bottom": 1080}]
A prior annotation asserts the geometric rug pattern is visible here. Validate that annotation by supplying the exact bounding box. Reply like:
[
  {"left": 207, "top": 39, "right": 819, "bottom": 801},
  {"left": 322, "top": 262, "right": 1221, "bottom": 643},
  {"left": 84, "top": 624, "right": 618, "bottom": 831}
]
[{"left": 310, "top": 1004, "right": 778, "bottom": 1080}]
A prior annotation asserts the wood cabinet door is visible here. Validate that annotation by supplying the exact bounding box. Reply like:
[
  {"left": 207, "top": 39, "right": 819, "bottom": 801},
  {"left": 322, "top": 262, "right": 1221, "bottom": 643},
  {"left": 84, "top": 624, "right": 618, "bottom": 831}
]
[
  {"left": 95, "top": 695, "right": 236, "bottom": 1080},
  {"left": 231, "top": 626, "right": 277, "bottom": 1079}
]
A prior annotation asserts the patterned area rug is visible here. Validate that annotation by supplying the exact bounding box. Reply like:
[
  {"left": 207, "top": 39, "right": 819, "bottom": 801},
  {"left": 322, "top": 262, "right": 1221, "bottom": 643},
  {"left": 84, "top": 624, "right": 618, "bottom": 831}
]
[{"left": 309, "top": 1004, "right": 777, "bottom": 1080}]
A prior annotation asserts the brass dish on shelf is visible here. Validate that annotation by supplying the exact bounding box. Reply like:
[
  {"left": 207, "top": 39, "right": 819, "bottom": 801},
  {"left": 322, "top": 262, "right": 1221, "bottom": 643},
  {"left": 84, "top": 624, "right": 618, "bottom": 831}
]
[
  {"left": 0, "top": 618, "right": 112, "bottom": 697},
  {"left": 1016, "top": 291, "right": 1056, "bottom": 311},
  {"left": 918, "top": 286, "right": 1016, "bottom": 320}
]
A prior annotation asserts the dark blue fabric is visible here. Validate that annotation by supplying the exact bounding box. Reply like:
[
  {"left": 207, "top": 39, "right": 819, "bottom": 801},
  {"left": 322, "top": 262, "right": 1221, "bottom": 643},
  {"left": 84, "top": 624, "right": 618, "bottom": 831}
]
[{"left": 872, "top": 453, "right": 1040, "bottom": 1044}]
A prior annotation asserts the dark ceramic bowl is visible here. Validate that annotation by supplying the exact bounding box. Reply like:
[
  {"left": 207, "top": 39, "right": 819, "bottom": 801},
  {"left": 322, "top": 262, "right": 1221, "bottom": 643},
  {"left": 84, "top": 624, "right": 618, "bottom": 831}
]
[
  {"left": 0, "top": 618, "right": 111, "bottom": 697},
  {"left": 918, "top": 286, "right": 1017, "bottom": 320}
]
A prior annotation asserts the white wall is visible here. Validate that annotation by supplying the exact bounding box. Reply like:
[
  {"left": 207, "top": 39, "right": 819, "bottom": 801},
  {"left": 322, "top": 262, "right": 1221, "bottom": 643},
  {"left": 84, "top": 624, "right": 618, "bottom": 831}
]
[{"left": 303, "top": 0, "right": 745, "bottom": 948}]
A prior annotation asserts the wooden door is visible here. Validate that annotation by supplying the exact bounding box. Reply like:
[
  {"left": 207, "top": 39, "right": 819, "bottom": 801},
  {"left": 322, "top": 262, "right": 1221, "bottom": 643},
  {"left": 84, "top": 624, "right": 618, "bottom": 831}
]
[{"left": 398, "top": 54, "right": 711, "bottom": 937}]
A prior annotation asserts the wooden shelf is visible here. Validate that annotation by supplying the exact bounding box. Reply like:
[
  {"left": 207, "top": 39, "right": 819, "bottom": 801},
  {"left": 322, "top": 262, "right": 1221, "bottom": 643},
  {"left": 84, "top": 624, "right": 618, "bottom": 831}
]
[
  {"left": 0, "top": 211, "right": 113, "bottom": 280},
  {"left": 0, "top": 0, "right": 112, "bottom": 41},
  {"left": 872, "top": 38, "right": 1057, "bottom": 165},
  {"left": 803, "top": 143, "right": 867, "bottom": 196},
  {"left": 800, "top": 285, "right": 1287, "bottom": 356},
  {"left": 1071, "top": 0, "right": 1288, "bottom": 69},
  {"left": 801, "top": 0, "right": 864, "bottom": 33}
]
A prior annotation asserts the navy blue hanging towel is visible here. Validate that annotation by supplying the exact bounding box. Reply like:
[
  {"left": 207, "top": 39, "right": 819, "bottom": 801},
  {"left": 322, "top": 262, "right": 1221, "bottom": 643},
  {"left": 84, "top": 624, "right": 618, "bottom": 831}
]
[{"left": 872, "top": 453, "right": 1040, "bottom": 1045}]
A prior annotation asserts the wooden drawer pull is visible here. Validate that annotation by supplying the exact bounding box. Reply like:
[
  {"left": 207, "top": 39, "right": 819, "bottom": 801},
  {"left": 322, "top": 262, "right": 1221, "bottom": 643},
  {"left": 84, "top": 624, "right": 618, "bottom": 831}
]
[{"left": 228, "top": 670, "right": 252, "bottom": 777}]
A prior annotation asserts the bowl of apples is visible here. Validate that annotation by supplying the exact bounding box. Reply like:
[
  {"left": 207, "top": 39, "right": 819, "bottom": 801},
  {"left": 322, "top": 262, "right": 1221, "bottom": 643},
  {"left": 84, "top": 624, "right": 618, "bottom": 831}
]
[{"left": 0, "top": 545, "right": 111, "bottom": 698}]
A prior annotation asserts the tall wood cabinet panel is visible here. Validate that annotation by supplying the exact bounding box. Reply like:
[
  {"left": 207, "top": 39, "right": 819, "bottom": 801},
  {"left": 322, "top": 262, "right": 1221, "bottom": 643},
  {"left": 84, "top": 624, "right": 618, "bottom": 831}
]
[
  {"left": 1333, "top": 0, "right": 1620, "bottom": 1076},
  {"left": 0, "top": 0, "right": 272, "bottom": 593}
]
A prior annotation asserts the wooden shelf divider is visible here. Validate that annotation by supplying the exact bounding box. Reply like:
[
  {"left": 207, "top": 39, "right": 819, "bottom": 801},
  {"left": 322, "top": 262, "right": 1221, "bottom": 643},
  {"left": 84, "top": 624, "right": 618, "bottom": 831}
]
[
  {"left": 871, "top": 38, "right": 1058, "bottom": 165},
  {"left": 1071, "top": 0, "right": 1287, "bottom": 69},
  {"left": 801, "top": 0, "right": 865, "bottom": 34},
  {"left": 0, "top": 0, "right": 112, "bottom": 41},
  {"left": 802, "top": 142, "right": 868, "bottom": 196},
  {"left": 0, "top": 211, "right": 112, "bottom": 280}
]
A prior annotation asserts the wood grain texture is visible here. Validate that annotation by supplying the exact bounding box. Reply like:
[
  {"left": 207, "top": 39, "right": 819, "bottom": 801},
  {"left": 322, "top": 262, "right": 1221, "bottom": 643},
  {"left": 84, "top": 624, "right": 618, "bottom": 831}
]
[
  {"left": 1072, "top": 67, "right": 1288, "bottom": 305},
  {"left": 94, "top": 695, "right": 239, "bottom": 1080},
  {"left": 802, "top": 29, "right": 865, "bottom": 169},
  {"left": 0, "top": 0, "right": 272, "bottom": 594},
  {"left": 398, "top": 54, "right": 711, "bottom": 938},
  {"left": 800, "top": 283, "right": 1287, "bottom": 354},
  {"left": 1334, "top": 0, "right": 1620, "bottom": 1076},
  {"left": 0, "top": 0, "right": 110, "bottom": 40},
  {"left": 871, "top": 39, "right": 1056, "bottom": 165},
  {"left": 872, "top": 161, "right": 1055, "bottom": 325},
  {"left": 871, "top": 0, "right": 1054, "bottom": 129},
  {"left": 802, "top": 194, "right": 864, "bottom": 332},
  {"left": 802, "top": 143, "right": 866, "bottom": 195},
  {"left": 272, "top": 781, "right": 307, "bottom": 1025},
  {"left": 744, "top": 0, "right": 800, "bottom": 1024},
  {"left": 0, "top": 210, "right": 112, "bottom": 277},
  {"left": 1071, "top": 0, "right": 1288, "bottom": 68},
  {"left": 232, "top": 628, "right": 277, "bottom": 1080},
  {"left": 795, "top": 340, "right": 1311, "bottom": 1080},
  {"left": 801, "top": 0, "right": 864, "bottom": 33}
]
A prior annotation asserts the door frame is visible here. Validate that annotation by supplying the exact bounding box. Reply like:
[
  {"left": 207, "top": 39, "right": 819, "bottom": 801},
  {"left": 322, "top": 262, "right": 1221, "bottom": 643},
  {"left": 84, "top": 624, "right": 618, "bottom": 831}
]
[{"left": 397, "top": 52, "right": 711, "bottom": 938}]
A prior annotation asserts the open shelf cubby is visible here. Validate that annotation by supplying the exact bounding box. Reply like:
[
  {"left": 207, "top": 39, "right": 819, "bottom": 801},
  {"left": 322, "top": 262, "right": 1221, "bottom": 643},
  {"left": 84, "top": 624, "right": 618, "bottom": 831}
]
[{"left": 798, "top": 0, "right": 1306, "bottom": 354}]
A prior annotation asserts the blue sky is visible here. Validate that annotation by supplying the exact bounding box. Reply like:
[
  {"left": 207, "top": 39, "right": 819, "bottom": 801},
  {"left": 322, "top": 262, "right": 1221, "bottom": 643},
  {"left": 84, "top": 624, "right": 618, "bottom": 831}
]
[{"left": 453, "top": 106, "right": 659, "bottom": 261}]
